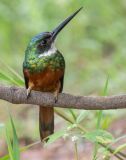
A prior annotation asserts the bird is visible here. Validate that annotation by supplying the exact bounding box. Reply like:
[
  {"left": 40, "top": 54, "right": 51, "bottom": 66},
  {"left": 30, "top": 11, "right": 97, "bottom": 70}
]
[{"left": 23, "top": 7, "right": 83, "bottom": 141}]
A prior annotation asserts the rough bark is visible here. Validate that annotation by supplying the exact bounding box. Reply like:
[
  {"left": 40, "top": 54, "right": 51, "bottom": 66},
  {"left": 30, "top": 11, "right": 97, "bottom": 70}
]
[{"left": 0, "top": 85, "right": 126, "bottom": 110}]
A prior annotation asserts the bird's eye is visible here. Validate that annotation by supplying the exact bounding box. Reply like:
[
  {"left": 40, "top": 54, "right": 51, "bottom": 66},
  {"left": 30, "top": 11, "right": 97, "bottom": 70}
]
[
  {"left": 37, "top": 39, "right": 47, "bottom": 50},
  {"left": 41, "top": 40, "right": 46, "bottom": 45}
]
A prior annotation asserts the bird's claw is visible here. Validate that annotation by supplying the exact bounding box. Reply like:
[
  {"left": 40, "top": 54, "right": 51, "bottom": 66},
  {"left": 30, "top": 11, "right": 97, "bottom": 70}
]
[
  {"left": 54, "top": 92, "right": 58, "bottom": 103},
  {"left": 26, "top": 88, "right": 31, "bottom": 99},
  {"left": 54, "top": 96, "right": 58, "bottom": 103}
]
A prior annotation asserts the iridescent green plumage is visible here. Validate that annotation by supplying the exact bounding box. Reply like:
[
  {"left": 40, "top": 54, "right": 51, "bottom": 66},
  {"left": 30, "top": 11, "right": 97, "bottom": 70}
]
[{"left": 23, "top": 44, "right": 65, "bottom": 73}]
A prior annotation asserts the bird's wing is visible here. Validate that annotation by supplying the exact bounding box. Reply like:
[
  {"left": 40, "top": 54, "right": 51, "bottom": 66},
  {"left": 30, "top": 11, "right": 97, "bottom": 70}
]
[
  {"left": 59, "top": 75, "right": 64, "bottom": 93},
  {"left": 23, "top": 69, "right": 29, "bottom": 89}
]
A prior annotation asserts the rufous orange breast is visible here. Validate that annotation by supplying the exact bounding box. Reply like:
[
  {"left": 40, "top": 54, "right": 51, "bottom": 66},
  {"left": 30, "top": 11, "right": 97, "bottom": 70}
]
[{"left": 24, "top": 68, "right": 64, "bottom": 92}]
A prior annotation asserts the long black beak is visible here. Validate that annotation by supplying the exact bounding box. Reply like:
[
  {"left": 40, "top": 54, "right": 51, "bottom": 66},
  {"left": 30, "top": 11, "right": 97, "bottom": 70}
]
[{"left": 51, "top": 7, "right": 83, "bottom": 41}]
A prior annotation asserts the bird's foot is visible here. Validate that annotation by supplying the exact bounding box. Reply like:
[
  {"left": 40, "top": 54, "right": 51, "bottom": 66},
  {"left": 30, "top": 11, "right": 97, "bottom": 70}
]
[
  {"left": 54, "top": 96, "right": 58, "bottom": 103},
  {"left": 26, "top": 87, "right": 32, "bottom": 99},
  {"left": 54, "top": 91, "right": 58, "bottom": 103}
]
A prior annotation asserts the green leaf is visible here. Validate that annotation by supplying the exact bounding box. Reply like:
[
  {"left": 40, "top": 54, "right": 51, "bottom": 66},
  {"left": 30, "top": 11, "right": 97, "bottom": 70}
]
[
  {"left": 83, "top": 129, "right": 114, "bottom": 144},
  {"left": 44, "top": 130, "right": 66, "bottom": 147},
  {"left": 114, "top": 143, "right": 126, "bottom": 154}
]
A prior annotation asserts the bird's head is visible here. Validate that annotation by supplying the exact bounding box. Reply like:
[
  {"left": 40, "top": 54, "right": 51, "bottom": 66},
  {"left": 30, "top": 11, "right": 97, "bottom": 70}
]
[{"left": 29, "top": 7, "right": 83, "bottom": 54}]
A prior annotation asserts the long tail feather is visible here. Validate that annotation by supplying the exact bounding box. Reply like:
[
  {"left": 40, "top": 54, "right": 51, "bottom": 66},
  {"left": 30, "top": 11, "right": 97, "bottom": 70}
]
[{"left": 39, "top": 106, "right": 54, "bottom": 141}]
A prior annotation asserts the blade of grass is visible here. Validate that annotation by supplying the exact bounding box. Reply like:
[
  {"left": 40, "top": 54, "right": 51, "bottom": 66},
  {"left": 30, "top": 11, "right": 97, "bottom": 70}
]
[
  {"left": 10, "top": 115, "right": 20, "bottom": 160},
  {"left": 114, "top": 143, "right": 126, "bottom": 155},
  {"left": 0, "top": 59, "right": 24, "bottom": 82},
  {"left": 68, "top": 109, "right": 77, "bottom": 121},
  {"left": 5, "top": 127, "right": 14, "bottom": 160},
  {"left": 0, "top": 71, "right": 21, "bottom": 86},
  {"left": 97, "top": 75, "right": 109, "bottom": 129},
  {"left": 0, "top": 141, "right": 41, "bottom": 160},
  {"left": 93, "top": 76, "right": 109, "bottom": 160},
  {"left": 76, "top": 110, "right": 89, "bottom": 124},
  {"left": 54, "top": 108, "right": 75, "bottom": 124}
]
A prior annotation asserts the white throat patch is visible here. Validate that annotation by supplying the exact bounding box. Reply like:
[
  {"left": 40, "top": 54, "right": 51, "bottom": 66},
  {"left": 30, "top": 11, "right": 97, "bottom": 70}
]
[{"left": 38, "top": 43, "right": 56, "bottom": 58}]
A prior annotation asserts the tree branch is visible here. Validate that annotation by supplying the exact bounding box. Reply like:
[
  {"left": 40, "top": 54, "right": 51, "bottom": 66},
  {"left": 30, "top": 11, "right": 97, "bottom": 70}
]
[{"left": 0, "top": 85, "right": 126, "bottom": 110}]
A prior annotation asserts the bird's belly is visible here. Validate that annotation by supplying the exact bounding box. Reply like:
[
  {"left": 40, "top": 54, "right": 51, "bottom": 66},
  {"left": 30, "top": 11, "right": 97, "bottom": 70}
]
[{"left": 24, "top": 68, "right": 64, "bottom": 92}]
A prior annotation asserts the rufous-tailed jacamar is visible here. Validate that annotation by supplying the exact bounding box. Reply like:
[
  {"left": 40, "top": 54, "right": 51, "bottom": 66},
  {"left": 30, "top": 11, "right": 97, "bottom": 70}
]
[{"left": 23, "top": 7, "right": 82, "bottom": 141}]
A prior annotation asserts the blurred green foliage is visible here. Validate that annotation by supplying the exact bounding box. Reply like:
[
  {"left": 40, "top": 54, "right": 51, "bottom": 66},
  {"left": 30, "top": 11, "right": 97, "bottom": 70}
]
[{"left": 0, "top": 0, "right": 126, "bottom": 94}]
